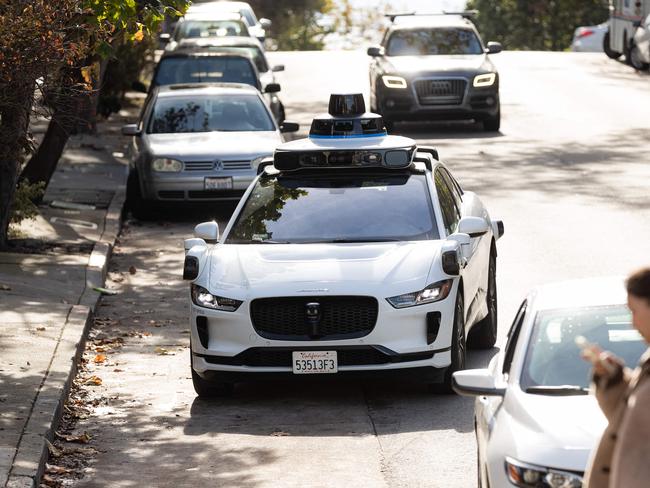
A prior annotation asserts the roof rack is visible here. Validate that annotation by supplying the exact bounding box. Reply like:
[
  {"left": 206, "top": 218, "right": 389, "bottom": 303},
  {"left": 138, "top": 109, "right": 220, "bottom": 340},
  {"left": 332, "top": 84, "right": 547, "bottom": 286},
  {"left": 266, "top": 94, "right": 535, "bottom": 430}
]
[{"left": 385, "top": 10, "right": 478, "bottom": 22}]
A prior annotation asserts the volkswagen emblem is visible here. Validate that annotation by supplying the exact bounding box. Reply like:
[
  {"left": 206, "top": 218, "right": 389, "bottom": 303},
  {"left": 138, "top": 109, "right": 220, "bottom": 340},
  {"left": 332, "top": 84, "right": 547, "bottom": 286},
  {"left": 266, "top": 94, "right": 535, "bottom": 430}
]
[{"left": 214, "top": 160, "right": 224, "bottom": 171}]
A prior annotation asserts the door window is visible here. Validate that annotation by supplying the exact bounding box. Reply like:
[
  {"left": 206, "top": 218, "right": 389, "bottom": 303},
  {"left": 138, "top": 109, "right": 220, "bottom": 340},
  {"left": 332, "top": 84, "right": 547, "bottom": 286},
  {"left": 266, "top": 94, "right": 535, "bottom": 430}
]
[{"left": 434, "top": 169, "right": 461, "bottom": 235}]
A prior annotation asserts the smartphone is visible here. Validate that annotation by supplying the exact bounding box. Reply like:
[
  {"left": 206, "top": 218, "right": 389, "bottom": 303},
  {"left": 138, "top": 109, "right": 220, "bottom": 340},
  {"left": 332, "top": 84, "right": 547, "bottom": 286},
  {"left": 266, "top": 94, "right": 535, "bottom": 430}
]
[{"left": 575, "top": 335, "right": 616, "bottom": 374}]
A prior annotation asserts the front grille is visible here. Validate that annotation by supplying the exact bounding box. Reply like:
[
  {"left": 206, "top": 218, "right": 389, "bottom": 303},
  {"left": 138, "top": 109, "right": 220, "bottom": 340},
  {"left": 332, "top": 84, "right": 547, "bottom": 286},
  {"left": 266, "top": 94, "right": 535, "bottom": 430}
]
[
  {"left": 158, "top": 190, "right": 184, "bottom": 199},
  {"left": 222, "top": 160, "right": 251, "bottom": 170},
  {"left": 202, "top": 347, "right": 435, "bottom": 367},
  {"left": 184, "top": 161, "right": 214, "bottom": 171},
  {"left": 414, "top": 79, "right": 466, "bottom": 105},
  {"left": 183, "top": 160, "right": 252, "bottom": 171},
  {"left": 250, "top": 296, "right": 378, "bottom": 341}
]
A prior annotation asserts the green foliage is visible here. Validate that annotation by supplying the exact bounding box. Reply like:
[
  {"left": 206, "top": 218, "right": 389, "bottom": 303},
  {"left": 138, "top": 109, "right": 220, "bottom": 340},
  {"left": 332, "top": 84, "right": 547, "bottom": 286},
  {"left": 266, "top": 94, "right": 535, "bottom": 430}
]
[
  {"left": 467, "top": 0, "right": 609, "bottom": 51},
  {"left": 247, "top": 0, "right": 334, "bottom": 50},
  {"left": 10, "top": 180, "right": 45, "bottom": 225}
]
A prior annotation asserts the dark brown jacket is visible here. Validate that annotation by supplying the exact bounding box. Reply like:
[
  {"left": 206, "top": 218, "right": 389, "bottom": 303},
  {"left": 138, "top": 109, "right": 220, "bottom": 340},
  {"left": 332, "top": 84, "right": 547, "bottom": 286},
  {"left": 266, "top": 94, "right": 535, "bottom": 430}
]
[{"left": 585, "top": 348, "right": 650, "bottom": 488}]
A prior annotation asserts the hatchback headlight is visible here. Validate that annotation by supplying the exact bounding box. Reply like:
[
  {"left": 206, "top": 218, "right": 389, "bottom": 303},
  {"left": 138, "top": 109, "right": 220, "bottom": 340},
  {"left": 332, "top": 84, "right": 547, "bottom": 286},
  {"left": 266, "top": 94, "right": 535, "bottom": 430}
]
[
  {"left": 473, "top": 73, "right": 496, "bottom": 87},
  {"left": 505, "top": 457, "right": 583, "bottom": 488},
  {"left": 191, "top": 285, "right": 243, "bottom": 312},
  {"left": 386, "top": 279, "right": 452, "bottom": 308},
  {"left": 152, "top": 158, "right": 183, "bottom": 172},
  {"left": 382, "top": 75, "right": 408, "bottom": 89}
]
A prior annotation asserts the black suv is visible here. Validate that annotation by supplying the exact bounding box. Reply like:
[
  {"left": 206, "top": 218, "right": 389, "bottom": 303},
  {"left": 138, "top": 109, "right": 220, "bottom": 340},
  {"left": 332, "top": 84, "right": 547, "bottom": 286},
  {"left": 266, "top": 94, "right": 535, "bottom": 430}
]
[{"left": 368, "top": 13, "right": 502, "bottom": 131}]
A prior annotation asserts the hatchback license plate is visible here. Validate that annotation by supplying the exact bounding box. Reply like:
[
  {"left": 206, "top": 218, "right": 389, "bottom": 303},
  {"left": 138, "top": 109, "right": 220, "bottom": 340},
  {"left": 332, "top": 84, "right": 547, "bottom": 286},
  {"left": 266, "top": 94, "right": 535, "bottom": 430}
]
[
  {"left": 204, "top": 177, "right": 233, "bottom": 190},
  {"left": 292, "top": 351, "right": 338, "bottom": 374}
]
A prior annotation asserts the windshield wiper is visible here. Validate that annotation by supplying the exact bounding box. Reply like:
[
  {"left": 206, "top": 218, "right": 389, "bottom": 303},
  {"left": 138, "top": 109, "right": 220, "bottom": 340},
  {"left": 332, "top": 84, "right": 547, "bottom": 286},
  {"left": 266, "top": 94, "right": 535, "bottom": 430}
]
[{"left": 525, "top": 385, "right": 589, "bottom": 396}]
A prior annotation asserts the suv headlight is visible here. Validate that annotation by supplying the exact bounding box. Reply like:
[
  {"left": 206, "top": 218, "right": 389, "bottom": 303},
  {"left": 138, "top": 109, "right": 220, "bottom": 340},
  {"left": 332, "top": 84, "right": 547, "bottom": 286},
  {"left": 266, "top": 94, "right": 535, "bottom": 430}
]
[
  {"left": 191, "top": 285, "right": 243, "bottom": 312},
  {"left": 386, "top": 279, "right": 452, "bottom": 308},
  {"left": 382, "top": 75, "right": 408, "bottom": 89},
  {"left": 505, "top": 457, "right": 583, "bottom": 488},
  {"left": 152, "top": 158, "right": 183, "bottom": 172},
  {"left": 473, "top": 73, "right": 496, "bottom": 87}
]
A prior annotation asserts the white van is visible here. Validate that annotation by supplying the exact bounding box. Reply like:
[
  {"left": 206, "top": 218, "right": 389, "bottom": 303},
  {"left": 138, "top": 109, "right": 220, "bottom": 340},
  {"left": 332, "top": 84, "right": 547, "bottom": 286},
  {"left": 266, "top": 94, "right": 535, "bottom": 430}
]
[
  {"left": 605, "top": 0, "right": 650, "bottom": 68},
  {"left": 632, "top": 13, "right": 650, "bottom": 68}
]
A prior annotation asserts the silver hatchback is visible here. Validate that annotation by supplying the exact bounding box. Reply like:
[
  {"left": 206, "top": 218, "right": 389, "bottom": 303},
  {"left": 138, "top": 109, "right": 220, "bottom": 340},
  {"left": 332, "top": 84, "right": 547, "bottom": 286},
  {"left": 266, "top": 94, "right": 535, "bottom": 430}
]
[{"left": 122, "top": 83, "right": 298, "bottom": 217}]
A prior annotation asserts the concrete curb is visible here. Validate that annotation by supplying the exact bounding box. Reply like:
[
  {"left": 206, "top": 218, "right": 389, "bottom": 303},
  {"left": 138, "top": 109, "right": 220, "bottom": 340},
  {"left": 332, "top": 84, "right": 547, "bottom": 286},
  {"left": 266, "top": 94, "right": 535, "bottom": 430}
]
[{"left": 5, "top": 188, "right": 127, "bottom": 488}]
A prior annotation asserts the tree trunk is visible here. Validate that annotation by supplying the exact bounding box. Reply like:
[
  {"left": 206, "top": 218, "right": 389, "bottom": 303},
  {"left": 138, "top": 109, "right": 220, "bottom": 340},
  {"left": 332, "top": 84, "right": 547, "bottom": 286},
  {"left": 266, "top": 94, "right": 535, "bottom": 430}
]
[{"left": 0, "top": 84, "right": 34, "bottom": 249}]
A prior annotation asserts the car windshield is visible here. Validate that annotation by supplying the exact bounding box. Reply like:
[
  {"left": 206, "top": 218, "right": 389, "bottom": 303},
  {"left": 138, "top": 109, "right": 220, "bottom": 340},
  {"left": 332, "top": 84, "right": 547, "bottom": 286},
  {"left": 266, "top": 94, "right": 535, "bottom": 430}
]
[
  {"left": 387, "top": 28, "right": 483, "bottom": 56},
  {"left": 226, "top": 173, "right": 439, "bottom": 244},
  {"left": 201, "top": 46, "right": 268, "bottom": 72},
  {"left": 153, "top": 56, "right": 257, "bottom": 87},
  {"left": 174, "top": 20, "right": 249, "bottom": 40},
  {"left": 521, "top": 305, "right": 646, "bottom": 391},
  {"left": 148, "top": 94, "right": 275, "bottom": 133}
]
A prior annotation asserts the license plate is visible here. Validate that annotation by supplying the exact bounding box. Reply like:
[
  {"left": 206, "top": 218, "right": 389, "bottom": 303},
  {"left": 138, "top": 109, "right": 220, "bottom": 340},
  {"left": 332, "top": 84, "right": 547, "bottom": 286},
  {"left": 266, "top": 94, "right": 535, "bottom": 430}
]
[
  {"left": 292, "top": 351, "right": 338, "bottom": 374},
  {"left": 204, "top": 177, "right": 233, "bottom": 190}
]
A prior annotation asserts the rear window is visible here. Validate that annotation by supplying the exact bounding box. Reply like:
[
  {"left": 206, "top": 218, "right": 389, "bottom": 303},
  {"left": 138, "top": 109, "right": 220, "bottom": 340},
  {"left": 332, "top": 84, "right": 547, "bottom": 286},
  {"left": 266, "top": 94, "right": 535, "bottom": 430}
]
[
  {"left": 153, "top": 56, "right": 258, "bottom": 87},
  {"left": 387, "top": 28, "right": 483, "bottom": 56}
]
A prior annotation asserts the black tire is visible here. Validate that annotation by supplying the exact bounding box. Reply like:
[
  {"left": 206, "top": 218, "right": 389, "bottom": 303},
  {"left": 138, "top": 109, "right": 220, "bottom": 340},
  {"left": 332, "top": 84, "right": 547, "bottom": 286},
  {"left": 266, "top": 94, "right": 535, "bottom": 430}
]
[
  {"left": 483, "top": 108, "right": 500, "bottom": 132},
  {"left": 468, "top": 251, "right": 498, "bottom": 349},
  {"left": 603, "top": 31, "right": 621, "bottom": 59},
  {"left": 623, "top": 33, "right": 632, "bottom": 65},
  {"left": 190, "top": 348, "right": 234, "bottom": 398},
  {"left": 430, "top": 292, "right": 466, "bottom": 394},
  {"left": 383, "top": 118, "right": 394, "bottom": 133},
  {"left": 630, "top": 42, "right": 650, "bottom": 70},
  {"left": 126, "top": 170, "right": 155, "bottom": 220}
]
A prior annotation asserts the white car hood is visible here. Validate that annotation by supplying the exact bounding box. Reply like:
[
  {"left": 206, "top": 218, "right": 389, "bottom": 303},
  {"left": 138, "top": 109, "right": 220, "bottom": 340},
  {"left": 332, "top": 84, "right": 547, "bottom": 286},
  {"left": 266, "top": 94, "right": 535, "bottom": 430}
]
[
  {"left": 502, "top": 390, "right": 606, "bottom": 471},
  {"left": 146, "top": 131, "right": 281, "bottom": 159},
  {"left": 207, "top": 241, "right": 441, "bottom": 296}
]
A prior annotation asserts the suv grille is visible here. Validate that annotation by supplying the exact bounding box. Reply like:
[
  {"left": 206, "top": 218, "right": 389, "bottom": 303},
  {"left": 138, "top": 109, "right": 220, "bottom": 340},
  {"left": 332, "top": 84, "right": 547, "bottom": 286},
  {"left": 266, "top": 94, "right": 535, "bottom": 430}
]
[
  {"left": 414, "top": 79, "right": 466, "bottom": 105},
  {"left": 250, "top": 296, "right": 378, "bottom": 341}
]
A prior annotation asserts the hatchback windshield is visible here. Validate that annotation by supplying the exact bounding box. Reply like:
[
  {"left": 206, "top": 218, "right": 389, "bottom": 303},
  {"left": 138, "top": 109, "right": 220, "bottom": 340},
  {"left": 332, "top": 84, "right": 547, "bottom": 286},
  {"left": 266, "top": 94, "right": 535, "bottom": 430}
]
[
  {"left": 174, "top": 20, "right": 249, "bottom": 40},
  {"left": 148, "top": 94, "right": 275, "bottom": 133},
  {"left": 153, "top": 56, "right": 257, "bottom": 87},
  {"left": 387, "top": 28, "right": 483, "bottom": 56},
  {"left": 521, "top": 305, "right": 646, "bottom": 390},
  {"left": 226, "top": 173, "right": 439, "bottom": 244},
  {"left": 198, "top": 46, "right": 267, "bottom": 72}
]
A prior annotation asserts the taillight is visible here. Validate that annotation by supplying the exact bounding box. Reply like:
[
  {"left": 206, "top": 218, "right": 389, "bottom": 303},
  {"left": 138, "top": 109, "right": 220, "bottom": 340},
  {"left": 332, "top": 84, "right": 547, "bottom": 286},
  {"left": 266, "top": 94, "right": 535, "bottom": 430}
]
[{"left": 576, "top": 28, "right": 594, "bottom": 38}]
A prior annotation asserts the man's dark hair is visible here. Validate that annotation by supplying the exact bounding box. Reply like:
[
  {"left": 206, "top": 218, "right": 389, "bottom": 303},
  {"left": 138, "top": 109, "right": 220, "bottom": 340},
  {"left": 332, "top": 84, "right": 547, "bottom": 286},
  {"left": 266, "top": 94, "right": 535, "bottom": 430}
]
[{"left": 626, "top": 267, "right": 650, "bottom": 303}]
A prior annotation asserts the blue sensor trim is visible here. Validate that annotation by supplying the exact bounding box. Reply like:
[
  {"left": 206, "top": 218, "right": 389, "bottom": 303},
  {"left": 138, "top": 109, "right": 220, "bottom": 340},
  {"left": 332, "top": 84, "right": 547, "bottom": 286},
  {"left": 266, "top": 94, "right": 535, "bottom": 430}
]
[{"left": 309, "top": 132, "right": 387, "bottom": 139}]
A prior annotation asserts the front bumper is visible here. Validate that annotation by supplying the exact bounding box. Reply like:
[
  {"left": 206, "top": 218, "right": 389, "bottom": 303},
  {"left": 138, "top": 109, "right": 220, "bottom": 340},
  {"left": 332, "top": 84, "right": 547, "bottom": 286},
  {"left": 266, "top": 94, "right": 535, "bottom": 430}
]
[
  {"left": 189, "top": 290, "right": 456, "bottom": 379},
  {"left": 141, "top": 170, "right": 254, "bottom": 202},
  {"left": 376, "top": 78, "right": 499, "bottom": 122}
]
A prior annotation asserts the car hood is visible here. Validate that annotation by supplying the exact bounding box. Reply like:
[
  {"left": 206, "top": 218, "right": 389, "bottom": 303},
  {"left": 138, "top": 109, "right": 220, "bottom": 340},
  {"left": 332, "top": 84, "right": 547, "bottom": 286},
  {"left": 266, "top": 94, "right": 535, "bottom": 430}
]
[
  {"left": 207, "top": 241, "right": 442, "bottom": 297},
  {"left": 144, "top": 131, "right": 281, "bottom": 159},
  {"left": 500, "top": 389, "right": 606, "bottom": 471},
  {"left": 385, "top": 55, "right": 494, "bottom": 76}
]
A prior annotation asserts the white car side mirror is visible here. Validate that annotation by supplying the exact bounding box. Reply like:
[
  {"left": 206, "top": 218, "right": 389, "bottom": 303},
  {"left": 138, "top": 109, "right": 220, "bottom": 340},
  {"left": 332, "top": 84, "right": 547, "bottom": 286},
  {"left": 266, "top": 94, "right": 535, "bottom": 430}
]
[
  {"left": 446, "top": 232, "right": 471, "bottom": 265},
  {"left": 194, "top": 221, "right": 219, "bottom": 243},
  {"left": 452, "top": 369, "right": 506, "bottom": 397},
  {"left": 458, "top": 216, "right": 489, "bottom": 237}
]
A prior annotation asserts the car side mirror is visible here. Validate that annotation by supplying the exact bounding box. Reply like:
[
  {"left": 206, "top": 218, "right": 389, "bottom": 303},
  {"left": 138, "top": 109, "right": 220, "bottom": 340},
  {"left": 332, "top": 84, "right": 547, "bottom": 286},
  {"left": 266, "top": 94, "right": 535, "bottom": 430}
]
[
  {"left": 194, "top": 221, "right": 219, "bottom": 243},
  {"left": 452, "top": 369, "right": 506, "bottom": 396},
  {"left": 367, "top": 46, "right": 384, "bottom": 57},
  {"left": 272, "top": 65, "right": 285, "bottom": 72},
  {"left": 159, "top": 33, "right": 171, "bottom": 43},
  {"left": 121, "top": 124, "right": 141, "bottom": 136},
  {"left": 280, "top": 121, "right": 299, "bottom": 133},
  {"left": 259, "top": 18, "right": 272, "bottom": 29},
  {"left": 265, "top": 83, "right": 281, "bottom": 93},
  {"left": 486, "top": 41, "right": 503, "bottom": 54},
  {"left": 458, "top": 216, "right": 489, "bottom": 238}
]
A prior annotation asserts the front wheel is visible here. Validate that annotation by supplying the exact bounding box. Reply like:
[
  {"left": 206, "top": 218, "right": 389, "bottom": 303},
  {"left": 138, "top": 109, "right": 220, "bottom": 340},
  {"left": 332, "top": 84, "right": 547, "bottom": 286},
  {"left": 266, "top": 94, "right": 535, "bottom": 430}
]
[
  {"left": 630, "top": 42, "right": 650, "bottom": 70},
  {"left": 483, "top": 108, "right": 500, "bottom": 132},
  {"left": 603, "top": 31, "right": 621, "bottom": 59},
  {"left": 126, "top": 170, "right": 155, "bottom": 220},
  {"left": 430, "top": 292, "right": 466, "bottom": 394}
]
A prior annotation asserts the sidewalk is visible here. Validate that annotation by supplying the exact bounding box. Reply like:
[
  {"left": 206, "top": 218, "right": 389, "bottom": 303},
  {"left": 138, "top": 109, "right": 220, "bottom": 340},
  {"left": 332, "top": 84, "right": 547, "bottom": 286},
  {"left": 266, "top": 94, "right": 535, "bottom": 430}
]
[{"left": 0, "top": 102, "right": 136, "bottom": 488}]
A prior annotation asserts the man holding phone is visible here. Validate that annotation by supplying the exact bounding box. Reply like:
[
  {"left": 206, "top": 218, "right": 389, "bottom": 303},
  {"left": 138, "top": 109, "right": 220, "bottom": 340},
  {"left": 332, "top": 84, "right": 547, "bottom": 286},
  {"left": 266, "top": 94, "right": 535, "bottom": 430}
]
[{"left": 583, "top": 267, "right": 650, "bottom": 488}]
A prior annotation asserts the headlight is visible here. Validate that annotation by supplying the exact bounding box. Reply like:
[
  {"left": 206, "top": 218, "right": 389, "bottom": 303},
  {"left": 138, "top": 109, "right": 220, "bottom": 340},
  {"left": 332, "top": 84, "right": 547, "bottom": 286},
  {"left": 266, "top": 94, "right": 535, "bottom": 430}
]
[
  {"left": 386, "top": 279, "right": 452, "bottom": 308},
  {"left": 191, "top": 285, "right": 242, "bottom": 312},
  {"left": 251, "top": 155, "right": 273, "bottom": 168},
  {"left": 473, "top": 73, "right": 496, "bottom": 87},
  {"left": 382, "top": 75, "right": 408, "bottom": 89},
  {"left": 505, "top": 457, "right": 583, "bottom": 488},
  {"left": 152, "top": 158, "right": 183, "bottom": 172}
]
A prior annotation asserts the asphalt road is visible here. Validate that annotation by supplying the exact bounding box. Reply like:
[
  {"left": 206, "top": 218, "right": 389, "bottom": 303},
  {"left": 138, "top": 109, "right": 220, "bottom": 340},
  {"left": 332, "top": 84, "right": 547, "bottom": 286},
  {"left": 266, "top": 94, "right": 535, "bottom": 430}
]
[{"left": 58, "top": 51, "right": 650, "bottom": 488}]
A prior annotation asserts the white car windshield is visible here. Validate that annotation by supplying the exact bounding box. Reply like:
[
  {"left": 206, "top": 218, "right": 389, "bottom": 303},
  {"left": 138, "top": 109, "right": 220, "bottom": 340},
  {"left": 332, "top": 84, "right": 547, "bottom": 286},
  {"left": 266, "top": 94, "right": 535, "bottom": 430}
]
[
  {"left": 521, "top": 305, "right": 646, "bottom": 391},
  {"left": 226, "top": 173, "right": 439, "bottom": 244},
  {"left": 174, "top": 20, "right": 249, "bottom": 40},
  {"left": 153, "top": 56, "right": 258, "bottom": 87},
  {"left": 387, "top": 28, "right": 483, "bottom": 56},
  {"left": 148, "top": 95, "right": 275, "bottom": 133}
]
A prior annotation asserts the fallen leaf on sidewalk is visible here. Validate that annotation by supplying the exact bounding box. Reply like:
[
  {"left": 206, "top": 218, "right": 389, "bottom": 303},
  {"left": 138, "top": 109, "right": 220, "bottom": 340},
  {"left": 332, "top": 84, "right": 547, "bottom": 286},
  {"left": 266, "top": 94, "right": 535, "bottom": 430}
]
[
  {"left": 55, "top": 431, "right": 92, "bottom": 444},
  {"left": 45, "top": 439, "right": 63, "bottom": 457},
  {"left": 45, "top": 464, "right": 72, "bottom": 475},
  {"left": 129, "top": 265, "right": 137, "bottom": 274},
  {"left": 93, "top": 287, "right": 118, "bottom": 296},
  {"left": 270, "top": 431, "right": 290, "bottom": 437},
  {"left": 83, "top": 375, "right": 103, "bottom": 386},
  {"left": 154, "top": 346, "right": 173, "bottom": 355},
  {"left": 36, "top": 326, "right": 47, "bottom": 331},
  {"left": 0, "top": 284, "right": 11, "bottom": 291},
  {"left": 41, "top": 473, "right": 59, "bottom": 486},
  {"left": 93, "top": 353, "right": 107, "bottom": 364},
  {"left": 113, "top": 368, "right": 124, "bottom": 372}
]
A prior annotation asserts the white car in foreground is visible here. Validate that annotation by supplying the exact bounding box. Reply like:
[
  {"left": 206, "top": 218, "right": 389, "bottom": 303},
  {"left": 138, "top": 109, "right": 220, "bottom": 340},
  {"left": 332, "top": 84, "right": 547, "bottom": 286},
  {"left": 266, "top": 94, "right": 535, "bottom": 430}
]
[
  {"left": 183, "top": 94, "right": 504, "bottom": 397},
  {"left": 453, "top": 277, "right": 646, "bottom": 488}
]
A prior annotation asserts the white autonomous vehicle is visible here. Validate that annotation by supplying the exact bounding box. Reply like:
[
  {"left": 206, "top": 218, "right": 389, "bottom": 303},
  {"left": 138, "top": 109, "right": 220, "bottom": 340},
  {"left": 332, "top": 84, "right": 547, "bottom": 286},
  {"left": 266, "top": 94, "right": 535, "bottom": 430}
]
[{"left": 183, "top": 94, "right": 504, "bottom": 397}]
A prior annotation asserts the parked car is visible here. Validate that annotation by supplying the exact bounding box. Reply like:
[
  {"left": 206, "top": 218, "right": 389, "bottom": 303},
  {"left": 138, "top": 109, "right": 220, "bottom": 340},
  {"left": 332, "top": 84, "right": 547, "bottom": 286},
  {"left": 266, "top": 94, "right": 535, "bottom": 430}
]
[
  {"left": 632, "top": 14, "right": 650, "bottom": 70},
  {"left": 163, "top": 12, "right": 250, "bottom": 51},
  {"left": 166, "top": 36, "right": 286, "bottom": 121},
  {"left": 183, "top": 93, "right": 504, "bottom": 397},
  {"left": 121, "top": 84, "right": 298, "bottom": 217},
  {"left": 187, "top": 1, "right": 271, "bottom": 43},
  {"left": 367, "top": 13, "right": 502, "bottom": 132},
  {"left": 453, "top": 277, "right": 646, "bottom": 488},
  {"left": 570, "top": 23, "right": 607, "bottom": 52},
  {"left": 150, "top": 51, "right": 284, "bottom": 123}
]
